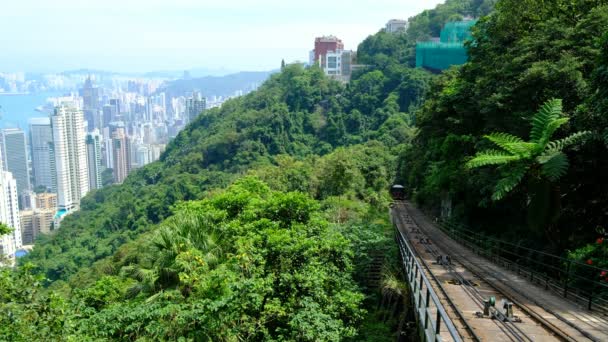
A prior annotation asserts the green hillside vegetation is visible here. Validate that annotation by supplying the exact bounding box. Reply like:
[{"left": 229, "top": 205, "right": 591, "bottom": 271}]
[
  {"left": 11, "top": 56, "right": 425, "bottom": 341},
  {"left": 8, "top": 0, "right": 608, "bottom": 340},
  {"left": 399, "top": 0, "right": 608, "bottom": 253}
]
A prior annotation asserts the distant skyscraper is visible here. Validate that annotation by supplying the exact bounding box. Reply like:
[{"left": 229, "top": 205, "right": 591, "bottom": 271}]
[
  {"left": 19, "top": 210, "right": 34, "bottom": 245},
  {"left": 102, "top": 126, "right": 114, "bottom": 169},
  {"left": 186, "top": 92, "right": 206, "bottom": 123},
  {"left": 34, "top": 193, "right": 57, "bottom": 210},
  {"left": 51, "top": 105, "right": 90, "bottom": 212},
  {"left": 29, "top": 118, "right": 56, "bottom": 192},
  {"left": 86, "top": 131, "right": 103, "bottom": 190},
  {"left": 20, "top": 209, "right": 54, "bottom": 245},
  {"left": 102, "top": 104, "right": 115, "bottom": 129},
  {"left": 136, "top": 145, "right": 151, "bottom": 167},
  {"left": 111, "top": 127, "right": 131, "bottom": 184},
  {"left": 109, "top": 98, "right": 121, "bottom": 114},
  {"left": 81, "top": 76, "right": 100, "bottom": 131},
  {"left": 0, "top": 170, "right": 22, "bottom": 260},
  {"left": 0, "top": 128, "right": 31, "bottom": 197}
]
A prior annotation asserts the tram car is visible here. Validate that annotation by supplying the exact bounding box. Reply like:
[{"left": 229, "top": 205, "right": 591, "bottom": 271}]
[{"left": 390, "top": 184, "right": 406, "bottom": 200}]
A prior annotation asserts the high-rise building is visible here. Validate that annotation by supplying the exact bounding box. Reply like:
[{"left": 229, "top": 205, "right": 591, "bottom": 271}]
[
  {"left": 102, "top": 104, "right": 115, "bottom": 129},
  {"left": 102, "top": 126, "right": 113, "bottom": 169},
  {"left": 111, "top": 127, "right": 131, "bottom": 184},
  {"left": 51, "top": 105, "right": 90, "bottom": 212},
  {"left": 35, "top": 210, "right": 54, "bottom": 235},
  {"left": 109, "top": 98, "right": 121, "bottom": 115},
  {"left": 81, "top": 76, "right": 100, "bottom": 131},
  {"left": 20, "top": 209, "right": 54, "bottom": 245},
  {"left": 19, "top": 210, "right": 34, "bottom": 245},
  {"left": 0, "top": 171, "right": 22, "bottom": 261},
  {"left": 0, "top": 128, "right": 31, "bottom": 197},
  {"left": 29, "top": 118, "right": 56, "bottom": 192},
  {"left": 86, "top": 130, "right": 103, "bottom": 190},
  {"left": 35, "top": 193, "right": 57, "bottom": 210},
  {"left": 186, "top": 92, "right": 206, "bottom": 123},
  {"left": 135, "top": 145, "right": 151, "bottom": 168}
]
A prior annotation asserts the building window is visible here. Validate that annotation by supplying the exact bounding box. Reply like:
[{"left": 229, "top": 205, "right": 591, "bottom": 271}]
[{"left": 327, "top": 56, "right": 338, "bottom": 69}]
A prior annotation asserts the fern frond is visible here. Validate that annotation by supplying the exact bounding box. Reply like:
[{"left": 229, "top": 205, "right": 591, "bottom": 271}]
[
  {"left": 538, "top": 151, "right": 569, "bottom": 181},
  {"left": 546, "top": 131, "right": 592, "bottom": 151},
  {"left": 484, "top": 133, "right": 536, "bottom": 156},
  {"left": 491, "top": 165, "right": 528, "bottom": 201},
  {"left": 466, "top": 150, "right": 521, "bottom": 169},
  {"left": 539, "top": 117, "right": 569, "bottom": 148},
  {"left": 531, "top": 99, "right": 562, "bottom": 143}
]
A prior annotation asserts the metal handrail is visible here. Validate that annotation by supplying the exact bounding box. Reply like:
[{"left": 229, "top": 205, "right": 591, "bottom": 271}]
[
  {"left": 438, "top": 219, "right": 608, "bottom": 312},
  {"left": 394, "top": 219, "right": 462, "bottom": 342}
]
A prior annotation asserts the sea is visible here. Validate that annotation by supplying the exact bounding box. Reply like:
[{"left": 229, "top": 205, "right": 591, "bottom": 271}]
[{"left": 0, "top": 92, "right": 62, "bottom": 132}]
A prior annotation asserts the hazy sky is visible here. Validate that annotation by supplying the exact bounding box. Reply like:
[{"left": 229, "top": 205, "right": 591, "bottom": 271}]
[{"left": 1, "top": 0, "right": 444, "bottom": 73}]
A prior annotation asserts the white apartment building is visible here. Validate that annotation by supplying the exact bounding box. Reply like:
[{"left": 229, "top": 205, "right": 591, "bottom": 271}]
[
  {"left": 51, "top": 105, "right": 90, "bottom": 212},
  {"left": 0, "top": 170, "right": 22, "bottom": 261}
]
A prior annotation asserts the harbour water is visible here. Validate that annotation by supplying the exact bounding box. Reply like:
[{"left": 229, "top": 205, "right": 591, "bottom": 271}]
[{"left": 0, "top": 92, "right": 62, "bottom": 131}]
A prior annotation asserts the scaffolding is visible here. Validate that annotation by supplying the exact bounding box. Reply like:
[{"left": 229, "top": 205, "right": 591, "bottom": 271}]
[{"left": 416, "top": 20, "right": 477, "bottom": 71}]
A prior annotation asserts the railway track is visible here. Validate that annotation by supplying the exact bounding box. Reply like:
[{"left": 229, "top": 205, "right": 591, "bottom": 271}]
[
  {"left": 393, "top": 201, "right": 604, "bottom": 341},
  {"left": 400, "top": 201, "right": 604, "bottom": 341},
  {"left": 394, "top": 209, "right": 481, "bottom": 341},
  {"left": 394, "top": 204, "right": 542, "bottom": 341}
]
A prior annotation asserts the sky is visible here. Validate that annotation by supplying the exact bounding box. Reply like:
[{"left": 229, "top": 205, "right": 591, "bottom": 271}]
[{"left": 1, "top": 0, "right": 445, "bottom": 73}]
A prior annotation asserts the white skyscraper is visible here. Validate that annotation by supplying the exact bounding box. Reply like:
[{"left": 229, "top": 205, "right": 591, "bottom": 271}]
[
  {"left": 51, "top": 105, "right": 90, "bottom": 212},
  {"left": 86, "top": 130, "right": 103, "bottom": 190},
  {"left": 0, "top": 170, "right": 22, "bottom": 261}
]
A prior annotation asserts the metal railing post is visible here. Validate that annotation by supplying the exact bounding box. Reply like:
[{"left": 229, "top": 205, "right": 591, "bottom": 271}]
[
  {"left": 435, "top": 311, "right": 441, "bottom": 334},
  {"left": 564, "top": 260, "right": 572, "bottom": 298}
]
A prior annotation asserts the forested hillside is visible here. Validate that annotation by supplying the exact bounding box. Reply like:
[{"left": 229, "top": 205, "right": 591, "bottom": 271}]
[
  {"left": 7, "top": 0, "right": 608, "bottom": 340},
  {"left": 399, "top": 0, "right": 608, "bottom": 254}
]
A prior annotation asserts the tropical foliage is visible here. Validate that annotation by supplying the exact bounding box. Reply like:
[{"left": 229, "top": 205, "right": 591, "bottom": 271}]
[
  {"left": 466, "top": 99, "right": 591, "bottom": 200},
  {"left": 0, "top": 223, "right": 11, "bottom": 236},
  {"left": 399, "top": 0, "right": 608, "bottom": 249},
  {"left": 6, "top": 0, "right": 608, "bottom": 339}
]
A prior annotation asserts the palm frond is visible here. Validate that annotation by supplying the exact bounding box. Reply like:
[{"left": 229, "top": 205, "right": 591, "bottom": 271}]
[
  {"left": 538, "top": 151, "right": 569, "bottom": 181},
  {"left": 466, "top": 150, "right": 521, "bottom": 169},
  {"left": 538, "top": 117, "right": 569, "bottom": 148},
  {"left": 484, "top": 133, "right": 536, "bottom": 156},
  {"left": 492, "top": 165, "right": 528, "bottom": 201},
  {"left": 125, "top": 284, "right": 143, "bottom": 299},
  {"left": 531, "top": 99, "right": 562, "bottom": 143},
  {"left": 546, "top": 131, "right": 592, "bottom": 151}
]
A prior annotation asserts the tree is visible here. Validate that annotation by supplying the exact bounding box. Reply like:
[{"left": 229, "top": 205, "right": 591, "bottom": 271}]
[
  {"left": 0, "top": 223, "right": 11, "bottom": 236},
  {"left": 466, "top": 99, "right": 591, "bottom": 239},
  {"left": 466, "top": 99, "right": 590, "bottom": 199}
]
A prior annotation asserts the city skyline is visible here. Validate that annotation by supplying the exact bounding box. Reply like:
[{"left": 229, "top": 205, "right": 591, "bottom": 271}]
[{"left": 0, "top": 0, "right": 443, "bottom": 73}]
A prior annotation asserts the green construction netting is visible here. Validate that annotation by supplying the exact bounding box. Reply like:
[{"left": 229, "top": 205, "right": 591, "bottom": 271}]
[
  {"left": 440, "top": 20, "right": 476, "bottom": 43},
  {"left": 416, "top": 20, "right": 477, "bottom": 71},
  {"left": 415, "top": 42, "right": 469, "bottom": 70}
]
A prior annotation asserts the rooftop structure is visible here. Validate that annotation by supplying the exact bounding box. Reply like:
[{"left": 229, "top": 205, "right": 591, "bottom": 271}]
[{"left": 385, "top": 19, "right": 408, "bottom": 33}]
